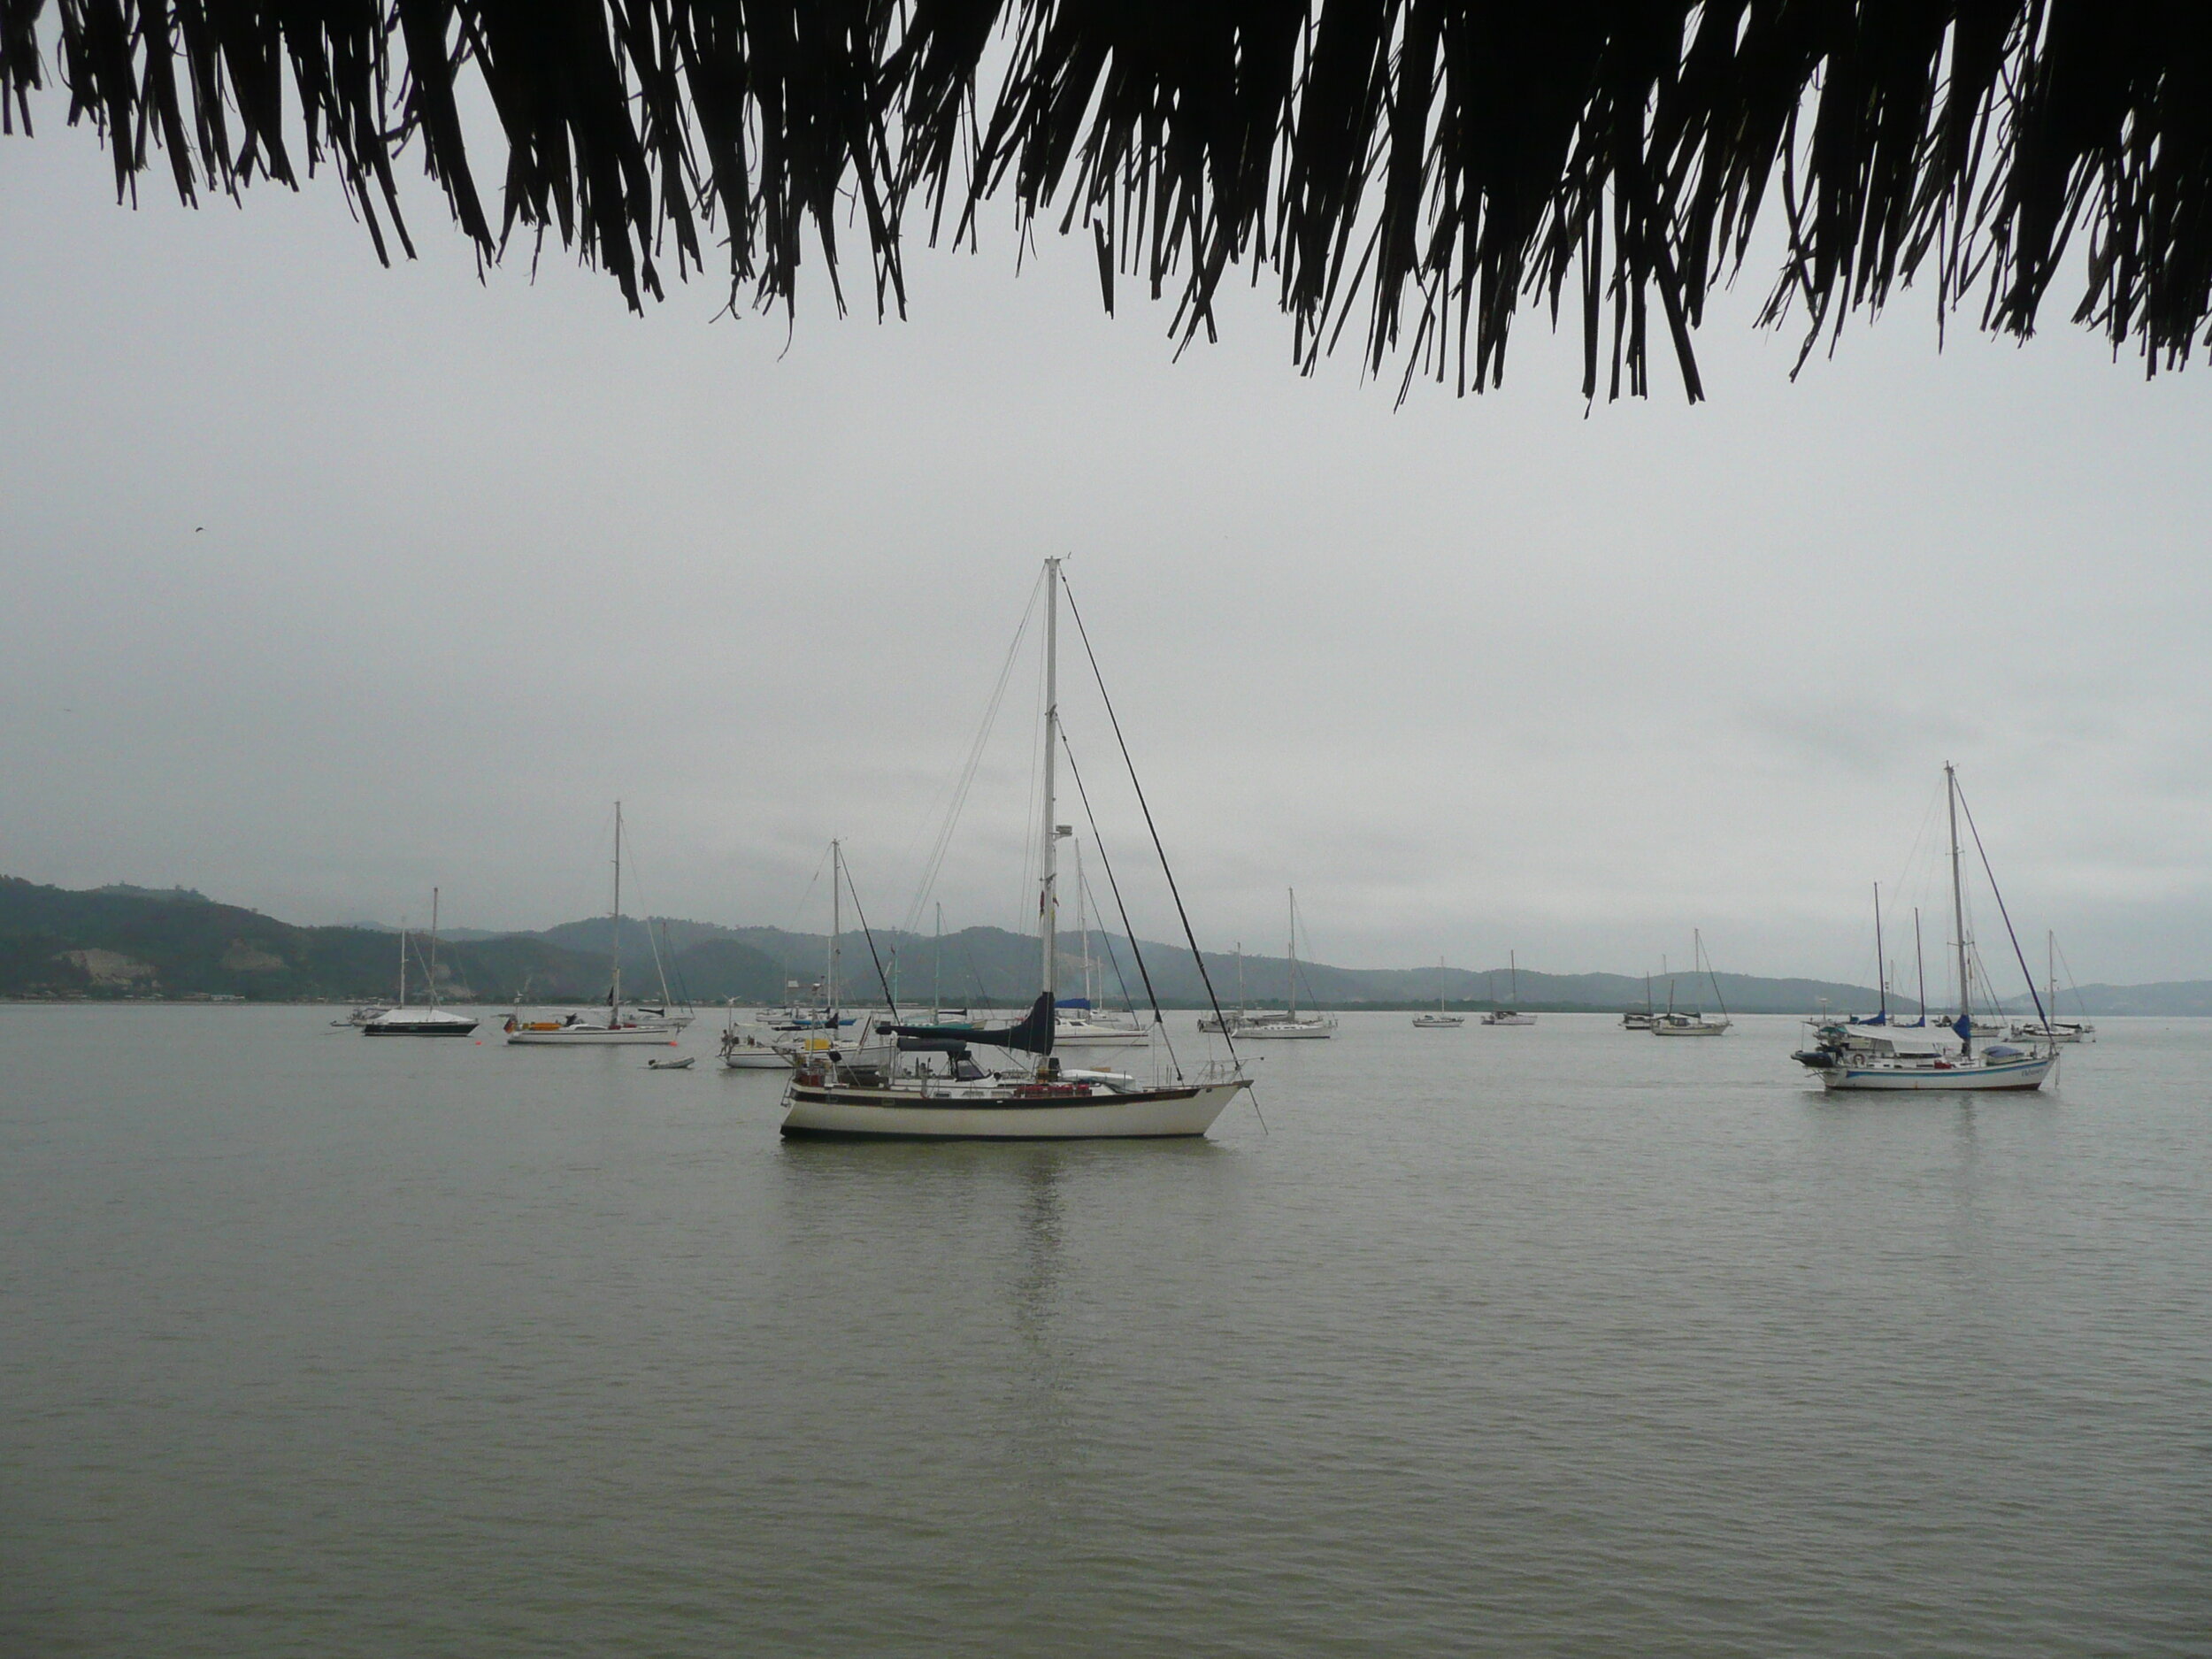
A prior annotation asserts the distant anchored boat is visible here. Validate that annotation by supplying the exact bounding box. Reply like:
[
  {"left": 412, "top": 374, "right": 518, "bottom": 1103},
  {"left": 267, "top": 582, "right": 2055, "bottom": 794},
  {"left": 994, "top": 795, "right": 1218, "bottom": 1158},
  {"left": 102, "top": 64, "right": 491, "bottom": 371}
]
[
  {"left": 1648, "top": 931, "right": 1731, "bottom": 1036},
  {"left": 1793, "top": 765, "right": 2056, "bottom": 1092},
  {"left": 506, "top": 804, "right": 678, "bottom": 1047},
  {"left": 1411, "top": 956, "right": 1464, "bottom": 1028},
  {"left": 1480, "top": 953, "right": 1536, "bottom": 1025},
  {"left": 1235, "top": 891, "right": 1336, "bottom": 1040},
  {"left": 2011, "top": 933, "right": 2097, "bottom": 1043},
  {"left": 363, "top": 889, "right": 479, "bottom": 1036}
]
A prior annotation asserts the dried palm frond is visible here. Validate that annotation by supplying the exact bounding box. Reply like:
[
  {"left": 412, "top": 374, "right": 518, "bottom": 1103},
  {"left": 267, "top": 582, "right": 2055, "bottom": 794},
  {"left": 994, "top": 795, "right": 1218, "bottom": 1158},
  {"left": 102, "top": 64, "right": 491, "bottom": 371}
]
[{"left": 5, "top": 3, "right": 2209, "bottom": 399}]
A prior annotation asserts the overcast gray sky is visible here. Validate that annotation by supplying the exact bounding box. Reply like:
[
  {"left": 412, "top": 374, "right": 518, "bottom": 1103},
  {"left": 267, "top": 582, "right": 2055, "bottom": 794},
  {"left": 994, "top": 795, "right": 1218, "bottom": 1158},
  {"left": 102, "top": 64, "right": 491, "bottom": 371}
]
[{"left": 4, "top": 104, "right": 2209, "bottom": 987}]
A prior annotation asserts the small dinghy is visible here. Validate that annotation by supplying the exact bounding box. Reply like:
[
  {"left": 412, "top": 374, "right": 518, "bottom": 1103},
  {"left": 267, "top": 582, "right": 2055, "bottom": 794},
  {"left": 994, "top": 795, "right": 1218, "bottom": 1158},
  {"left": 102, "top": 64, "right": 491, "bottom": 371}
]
[{"left": 647, "top": 1056, "right": 695, "bottom": 1071}]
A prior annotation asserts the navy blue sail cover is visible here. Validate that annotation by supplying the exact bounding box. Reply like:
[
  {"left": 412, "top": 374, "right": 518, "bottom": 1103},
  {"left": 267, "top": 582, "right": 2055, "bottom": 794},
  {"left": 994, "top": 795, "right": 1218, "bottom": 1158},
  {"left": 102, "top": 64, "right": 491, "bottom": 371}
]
[{"left": 884, "top": 991, "right": 1056, "bottom": 1056}]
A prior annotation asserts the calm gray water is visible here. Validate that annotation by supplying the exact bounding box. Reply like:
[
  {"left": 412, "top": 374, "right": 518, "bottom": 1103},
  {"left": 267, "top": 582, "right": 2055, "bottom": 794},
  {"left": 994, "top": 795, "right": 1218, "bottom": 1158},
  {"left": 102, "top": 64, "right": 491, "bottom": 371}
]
[{"left": 4, "top": 1006, "right": 2207, "bottom": 1655}]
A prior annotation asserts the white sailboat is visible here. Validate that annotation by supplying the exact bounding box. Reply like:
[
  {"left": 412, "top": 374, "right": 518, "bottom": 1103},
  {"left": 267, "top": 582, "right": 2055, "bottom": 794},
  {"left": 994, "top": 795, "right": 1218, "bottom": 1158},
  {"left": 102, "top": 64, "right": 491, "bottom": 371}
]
[
  {"left": 1197, "top": 943, "right": 1248, "bottom": 1033},
  {"left": 1411, "top": 956, "right": 1464, "bottom": 1027},
  {"left": 751, "top": 855, "right": 861, "bottom": 1033},
  {"left": 634, "top": 919, "right": 695, "bottom": 1030},
  {"left": 779, "top": 558, "right": 1249, "bottom": 1139},
  {"left": 1649, "top": 930, "right": 1731, "bottom": 1035},
  {"left": 1480, "top": 953, "right": 1537, "bottom": 1025},
  {"left": 1621, "top": 975, "right": 1655, "bottom": 1030},
  {"left": 723, "top": 843, "right": 870, "bottom": 1068},
  {"left": 718, "top": 997, "right": 795, "bottom": 1069},
  {"left": 2011, "top": 933, "right": 2097, "bottom": 1042},
  {"left": 1055, "top": 840, "right": 1149, "bottom": 1048},
  {"left": 1237, "top": 891, "right": 1338, "bottom": 1039},
  {"left": 506, "top": 803, "right": 679, "bottom": 1047},
  {"left": 1793, "top": 765, "right": 2056, "bottom": 1091},
  {"left": 364, "top": 889, "right": 479, "bottom": 1035}
]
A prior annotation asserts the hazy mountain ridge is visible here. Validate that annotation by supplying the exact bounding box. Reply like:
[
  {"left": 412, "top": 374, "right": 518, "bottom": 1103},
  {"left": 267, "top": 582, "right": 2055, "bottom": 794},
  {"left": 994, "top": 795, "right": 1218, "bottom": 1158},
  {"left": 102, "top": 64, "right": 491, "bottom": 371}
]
[{"left": 4, "top": 877, "right": 2201, "bottom": 1013}]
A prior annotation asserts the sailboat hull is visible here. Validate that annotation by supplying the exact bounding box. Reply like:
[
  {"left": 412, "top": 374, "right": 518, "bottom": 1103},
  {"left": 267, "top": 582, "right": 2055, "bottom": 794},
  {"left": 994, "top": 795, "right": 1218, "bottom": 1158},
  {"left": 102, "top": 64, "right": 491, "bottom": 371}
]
[
  {"left": 780, "top": 1079, "right": 1248, "bottom": 1140},
  {"left": 362, "top": 1015, "right": 480, "bottom": 1036},
  {"left": 1818, "top": 1055, "right": 2055, "bottom": 1091},
  {"left": 505, "top": 1028, "right": 678, "bottom": 1046}
]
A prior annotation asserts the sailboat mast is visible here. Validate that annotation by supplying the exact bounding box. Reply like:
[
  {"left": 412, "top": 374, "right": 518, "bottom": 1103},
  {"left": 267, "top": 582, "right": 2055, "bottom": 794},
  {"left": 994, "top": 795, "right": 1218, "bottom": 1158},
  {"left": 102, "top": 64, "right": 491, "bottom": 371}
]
[
  {"left": 429, "top": 887, "right": 441, "bottom": 1009},
  {"left": 1076, "top": 837, "right": 1091, "bottom": 1005},
  {"left": 1039, "top": 557, "right": 1061, "bottom": 1004},
  {"left": 1915, "top": 907, "right": 1927, "bottom": 1025},
  {"left": 1874, "top": 883, "right": 1886, "bottom": 1020},
  {"left": 1286, "top": 890, "right": 1298, "bottom": 1019},
  {"left": 397, "top": 918, "right": 407, "bottom": 1007},
  {"left": 1947, "top": 764, "right": 1970, "bottom": 1056},
  {"left": 611, "top": 802, "right": 624, "bottom": 1018},
  {"left": 1697, "top": 927, "right": 1726, "bottom": 1019},
  {"left": 933, "top": 902, "right": 942, "bottom": 1013},
  {"left": 830, "top": 839, "right": 841, "bottom": 1011}
]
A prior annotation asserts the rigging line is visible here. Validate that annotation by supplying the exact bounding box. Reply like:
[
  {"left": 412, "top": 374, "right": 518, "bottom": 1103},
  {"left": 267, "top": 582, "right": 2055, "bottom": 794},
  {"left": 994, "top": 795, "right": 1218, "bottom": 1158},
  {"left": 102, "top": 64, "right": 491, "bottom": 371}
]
[
  {"left": 783, "top": 847, "right": 831, "bottom": 933},
  {"left": 1058, "top": 578, "right": 1244, "bottom": 1075},
  {"left": 833, "top": 848, "right": 902, "bottom": 1023},
  {"left": 963, "top": 940, "right": 996, "bottom": 1008},
  {"left": 1954, "top": 783, "right": 2053, "bottom": 1034},
  {"left": 623, "top": 834, "right": 677, "bottom": 1007},
  {"left": 1061, "top": 731, "right": 1182, "bottom": 1078},
  {"left": 2054, "top": 936, "right": 2090, "bottom": 1016},
  {"left": 660, "top": 920, "right": 697, "bottom": 1010},
  {"left": 770, "top": 847, "right": 834, "bottom": 1000},
  {"left": 1082, "top": 870, "right": 1138, "bottom": 1015},
  {"left": 901, "top": 569, "right": 1044, "bottom": 936},
  {"left": 1016, "top": 614, "right": 1048, "bottom": 936}
]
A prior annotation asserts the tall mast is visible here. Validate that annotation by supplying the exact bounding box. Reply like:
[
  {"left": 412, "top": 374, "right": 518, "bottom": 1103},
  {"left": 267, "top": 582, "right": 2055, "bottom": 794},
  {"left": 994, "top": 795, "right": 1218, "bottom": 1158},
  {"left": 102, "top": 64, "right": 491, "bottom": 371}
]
[
  {"left": 1874, "top": 883, "right": 1886, "bottom": 1020},
  {"left": 1696, "top": 927, "right": 1724, "bottom": 1018},
  {"left": 1286, "top": 890, "right": 1298, "bottom": 1019},
  {"left": 1915, "top": 907, "right": 1927, "bottom": 1025},
  {"left": 429, "top": 887, "right": 441, "bottom": 1009},
  {"left": 1075, "top": 836, "right": 1091, "bottom": 1004},
  {"left": 829, "top": 839, "right": 841, "bottom": 1012},
  {"left": 933, "top": 902, "right": 942, "bottom": 1013},
  {"left": 397, "top": 918, "right": 407, "bottom": 1007},
  {"left": 611, "top": 802, "right": 624, "bottom": 1021},
  {"left": 1039, "top": 557, "right": 1062, "bottom": 1004},
  {"left": 1947, "top": 763, "right": 1970, "bottom": 1056}
]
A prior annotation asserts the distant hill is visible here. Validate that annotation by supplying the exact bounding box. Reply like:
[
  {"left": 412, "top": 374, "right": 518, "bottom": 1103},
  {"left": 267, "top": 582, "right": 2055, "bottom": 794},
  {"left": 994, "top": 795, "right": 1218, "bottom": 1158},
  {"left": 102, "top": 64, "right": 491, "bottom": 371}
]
[
  {"left": 1997, "top": 981, "right": 2212, "bottom": 1018},
  {"left": 346, "top": 921, "right": 516, "bottom": 942},
  {"left": 0, "top": 877, "right": 611, "bottom": 1003},
  {"left": 91, "top": 884, "right": 211, "bottom": 903},
  {"left": 6, "top": 876, "right": 2208, "bottom": 1013}
]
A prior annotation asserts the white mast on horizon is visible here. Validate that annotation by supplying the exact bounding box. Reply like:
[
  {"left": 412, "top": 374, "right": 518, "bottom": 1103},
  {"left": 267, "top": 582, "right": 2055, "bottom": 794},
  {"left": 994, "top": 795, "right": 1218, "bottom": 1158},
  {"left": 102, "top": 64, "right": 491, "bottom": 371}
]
[
  {"left": 611, "top": 802, "right": 625, "bottom": 1024},
  {"left": 1947, "top": 763, "right": 1971, "bottom": 1056},
  {"left": 1039, "top": 557, "right": 1065, "bottom": 1011}
]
